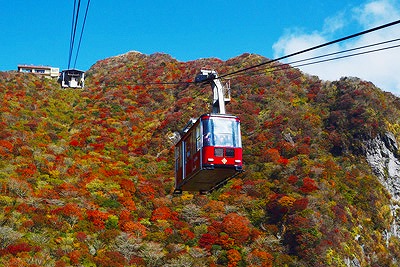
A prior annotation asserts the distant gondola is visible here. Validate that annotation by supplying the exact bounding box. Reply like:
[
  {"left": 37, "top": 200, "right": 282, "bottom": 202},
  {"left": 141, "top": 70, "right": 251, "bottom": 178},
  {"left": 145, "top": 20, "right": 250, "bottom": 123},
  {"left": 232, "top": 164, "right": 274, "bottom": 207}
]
[{"left": 58, "top": 69, "right": 85, "bottom": 88}]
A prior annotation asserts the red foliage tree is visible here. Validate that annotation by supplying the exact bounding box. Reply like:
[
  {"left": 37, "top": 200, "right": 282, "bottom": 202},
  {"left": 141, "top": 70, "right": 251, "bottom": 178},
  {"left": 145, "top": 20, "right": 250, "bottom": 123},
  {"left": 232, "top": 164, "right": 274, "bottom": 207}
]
[
  {"left": 137, "top": 181, "right": 156, "bottom": 200},
  {"left": 119, "top": 178, "right": 136, "bottom": 193},
  {"left": 119, "top": 196, "right": 136, "bottom": 211},
  {"left": 247, "top": 249, "right": 273, "bottom": 267},
  {"left": 217, "top": 233, "right": 235, "bottom": 249},
  {"left": 227, "top": 249, "right": 242, "bottom": 267},
  {"left": 151, "top": 206, "right": 178, "bottom": 221},
  {"left": 75, "top": 232, "right": 87, "bottom": 242},
  {"left": 292, "top": 197, "right": 309, "bottom": 211},
  {"left": 263, "top": 148, "right": 280, "bottom": 163},
  {"left": 299, "top": 177, "right": 318, "bottom": 194},
  {"left": 52, "top": 203, "right": 83, "bottom": 227},
  {"left": 69, "top": 139, "right": 82, "bottom": 147},
  {"left": 287, "top": 175, "right": 299, "bottom": 184},
  {"left": 179, "top": 228, "right": 195, "bottom": 242},
  {"left": 222, "top": 213, "right": 251, "bottom": 244},
  {"left": 86, "top": 209, "right": 109, "bottom": 230},
  {"left": 278, "top": 156, "right": 289, "bottom": 165},
  {"left": 265, "top": 194, "right": 289, "bottom": 223},
  {"left": 199, "top": 233, "right": 218, "bottom": 251},
  {"left": 94, "top": 251, "right": 126, "bottom": 267},
  {"left": 0, "top": 140, "right": 13, "bottom": 151},
  {"left": 4, "top": 242, "right": 33, "bottom": 256},
  {"left": 68, "top": 250, "right": 82, "bottom": 265},
  {"left": 16, "top": 163, "right": 37, "bottom": 177},
  {"left": 121, "top": 221, "right": 147, "bottom": 238}
]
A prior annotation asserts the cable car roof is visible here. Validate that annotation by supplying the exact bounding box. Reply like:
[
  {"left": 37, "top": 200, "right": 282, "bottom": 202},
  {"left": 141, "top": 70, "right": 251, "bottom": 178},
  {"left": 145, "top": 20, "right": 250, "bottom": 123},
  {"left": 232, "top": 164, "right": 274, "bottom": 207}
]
[{"left": 61, "top": 69, "right": 85, "bottom": 74}]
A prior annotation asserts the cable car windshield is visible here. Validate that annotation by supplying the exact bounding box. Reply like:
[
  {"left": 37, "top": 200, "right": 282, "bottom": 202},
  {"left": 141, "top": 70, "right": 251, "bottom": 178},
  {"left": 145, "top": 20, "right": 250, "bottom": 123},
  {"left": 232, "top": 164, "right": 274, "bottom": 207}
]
[{"left": 202, "top": 117, "right": 241, "bottom": 147}]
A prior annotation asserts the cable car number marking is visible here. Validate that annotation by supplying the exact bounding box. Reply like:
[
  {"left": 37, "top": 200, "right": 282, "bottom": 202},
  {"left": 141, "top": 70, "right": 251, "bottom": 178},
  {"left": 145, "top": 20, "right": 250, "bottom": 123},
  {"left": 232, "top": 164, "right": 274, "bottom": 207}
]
[{"left": 221, "top": 158, "right": 227, "bottom": 164}]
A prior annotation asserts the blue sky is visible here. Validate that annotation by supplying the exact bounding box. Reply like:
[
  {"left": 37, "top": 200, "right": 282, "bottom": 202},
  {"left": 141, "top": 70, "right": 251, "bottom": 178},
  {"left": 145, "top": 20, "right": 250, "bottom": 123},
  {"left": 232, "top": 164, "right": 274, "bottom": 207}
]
[{"left": 2, "top": 0, "right": 400, "bottom": 93}]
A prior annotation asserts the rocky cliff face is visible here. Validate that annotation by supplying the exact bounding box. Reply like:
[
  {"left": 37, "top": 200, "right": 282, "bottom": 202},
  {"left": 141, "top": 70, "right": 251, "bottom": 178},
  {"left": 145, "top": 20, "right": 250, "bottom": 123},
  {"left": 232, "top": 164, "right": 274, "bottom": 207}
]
[{"left": 365, "top": 132, "right": 400, "bottom": 239}]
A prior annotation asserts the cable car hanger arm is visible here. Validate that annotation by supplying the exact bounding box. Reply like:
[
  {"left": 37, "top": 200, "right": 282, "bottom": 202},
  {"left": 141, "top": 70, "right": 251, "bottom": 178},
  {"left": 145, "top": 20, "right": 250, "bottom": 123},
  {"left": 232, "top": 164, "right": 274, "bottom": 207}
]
[{"left": 195, "top": 69, "right": 231, "bottom": 114}]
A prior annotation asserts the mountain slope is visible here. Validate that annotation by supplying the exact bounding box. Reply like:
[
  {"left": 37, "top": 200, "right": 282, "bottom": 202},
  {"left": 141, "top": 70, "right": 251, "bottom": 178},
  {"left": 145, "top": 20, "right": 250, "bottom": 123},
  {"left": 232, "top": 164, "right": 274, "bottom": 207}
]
[{"left": 1, "top": 52, "right": 400, "bottom": 266}]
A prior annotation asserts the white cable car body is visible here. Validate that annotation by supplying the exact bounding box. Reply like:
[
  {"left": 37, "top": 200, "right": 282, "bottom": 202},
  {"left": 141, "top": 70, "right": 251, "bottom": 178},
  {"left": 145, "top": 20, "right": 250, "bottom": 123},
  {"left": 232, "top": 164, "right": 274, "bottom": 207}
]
[{"left": 58, "top": 69, "right": 85, "bottom": 89}]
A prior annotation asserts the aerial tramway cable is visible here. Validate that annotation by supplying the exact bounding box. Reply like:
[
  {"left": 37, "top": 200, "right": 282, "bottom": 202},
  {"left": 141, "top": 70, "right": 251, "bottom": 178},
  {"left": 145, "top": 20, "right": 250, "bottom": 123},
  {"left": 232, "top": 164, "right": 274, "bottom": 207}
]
[
  {"left": 67, "top": 0, "right": 91, "bottom": 69},
  {"left": 284, "top": 38, "right": 400, "bottom": 68},
  {"left": 235, "top": 38, "right": 400, "bottom": 78},
  {"left": 59, "top": 1, "right": 90, "bottom": 89},
  {"left": 67, "top": 0, "right": 77, "bottom": 69},
  {"left": 285, "top": 42, "right": 400, "bottom": 71},
  {"left": 132, "top": 38, "right": 400, "bottom": 88},
  {"left": 73, "top": 0, "right": 91, "bottom": 69},
  {"left": 67, "top": 1, "right": 76, "bottom": 69},
  {"left": 68, "top": 0, "right": 80, "bottom": 69},
  {"left": 102, "top": 19, "right": 400, "bottom": 91},
  {"left": 219, "top": 19, "right": 400, "bottom": 79},
  {"left": 134, "top": 20, "right": 400, "bottom": 88}
]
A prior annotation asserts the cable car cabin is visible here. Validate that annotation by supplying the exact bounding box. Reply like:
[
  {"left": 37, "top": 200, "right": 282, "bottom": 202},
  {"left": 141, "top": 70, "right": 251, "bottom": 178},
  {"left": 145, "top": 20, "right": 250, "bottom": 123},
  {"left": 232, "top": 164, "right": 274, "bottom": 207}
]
[
  {"left": 58, "top": 69, "right": 85, "bottom": 89},
  {"left": 174, "top": 114, "right": 243, "bottom": 194}
]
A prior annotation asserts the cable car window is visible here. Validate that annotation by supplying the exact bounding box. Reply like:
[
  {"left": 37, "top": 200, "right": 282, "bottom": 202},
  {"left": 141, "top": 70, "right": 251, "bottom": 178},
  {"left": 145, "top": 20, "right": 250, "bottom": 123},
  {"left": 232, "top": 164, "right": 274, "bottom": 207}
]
[
  {"left": 175, "top": 146, "right": 180, "bottom": 171},
  {"left": 192, "top": 130, "right": 197, "bottom": 152},
  {"left": 202, "top": 117, "right": 241, "bottom": 148},
  {"left": 214, "top": 148, "right": 224, "bottom": 157},
  {"left": 196, "top": 124, "right": 201, "bottom": 151},
  {"left": 186, "top": 136, "right": 191, "bottom": 159},
  {"left": 203, "top": 120, "right": 213, "bottom": 147},
  {"left": 226, "top": 148, "right": 235, "bottom": 157}
]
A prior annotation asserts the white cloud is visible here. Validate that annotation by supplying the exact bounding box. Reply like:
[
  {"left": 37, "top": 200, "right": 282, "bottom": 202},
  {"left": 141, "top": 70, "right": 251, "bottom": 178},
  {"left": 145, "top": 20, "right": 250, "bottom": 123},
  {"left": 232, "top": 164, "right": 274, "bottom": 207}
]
[
  {"left": 272, "top": 0, "right": 400, "bottom": 94},
  {"left": 354, "top": 0, "right": 400, "bottom": 27},
  {"left": 322, "top": 12, "right": 346, "bottom": 34}
]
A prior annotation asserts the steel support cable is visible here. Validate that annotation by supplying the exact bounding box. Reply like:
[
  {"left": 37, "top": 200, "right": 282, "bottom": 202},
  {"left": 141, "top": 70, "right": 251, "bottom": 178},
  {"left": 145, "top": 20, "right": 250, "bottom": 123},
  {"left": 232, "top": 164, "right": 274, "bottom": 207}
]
[
  {"left": 134, "top": 44, "right": 397, "bottom": 88},
  {"left": 290, "top": 43, "right": 400, "bottom": 69},
  {"left": 137, "top": 81, "right": 196, "bottom": 85},
  {"left": 283, "top": 38, "right": 400, "bottom": 68},
  {"left": 231, "top": 37, "right": 400, "bottom": 78},
  {"left": 68, "top": 0, "right": 82, "bottom": 69},
  {"left": 219, "top": 19, "right": 400, "bottom": 79},
  {"left": 73, "top": 0, "right": 91, "bottom": 68},
  {"left": 68, "top": 0, "right": 77, "bottom": 69},
  {"left": 124, "top": 23, "right": 400, "bottom": 87},
  {"left": 154, "top": 39, "right": 400, "bottom": 86},
  {"left": 237, "top": 42, "right": 400, "bottom": 77},
  {"left": 130, "top": 38, "right": 400, "bottom": 88}
]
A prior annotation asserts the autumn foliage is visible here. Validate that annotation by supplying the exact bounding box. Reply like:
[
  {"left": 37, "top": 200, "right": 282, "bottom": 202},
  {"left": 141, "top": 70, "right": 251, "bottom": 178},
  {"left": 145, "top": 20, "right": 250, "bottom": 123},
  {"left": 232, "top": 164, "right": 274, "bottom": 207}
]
[{"left": 0, "top": 52, "right": 400, "bottom": 266}]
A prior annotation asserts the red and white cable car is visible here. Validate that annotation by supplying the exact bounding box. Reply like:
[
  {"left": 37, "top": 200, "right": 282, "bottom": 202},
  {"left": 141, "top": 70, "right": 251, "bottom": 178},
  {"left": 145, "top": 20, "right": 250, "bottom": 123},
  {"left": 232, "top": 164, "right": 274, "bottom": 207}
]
[{"left": 174, "top": 70, "right": 243, "bottom": 194}]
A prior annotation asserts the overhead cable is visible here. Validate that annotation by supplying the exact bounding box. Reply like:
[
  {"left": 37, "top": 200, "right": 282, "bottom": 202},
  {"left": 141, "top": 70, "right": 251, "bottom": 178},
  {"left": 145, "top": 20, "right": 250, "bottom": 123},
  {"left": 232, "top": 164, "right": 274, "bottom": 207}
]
[
  {"left": 137, "top": 81, "right": 196, "bottom": 86},
  {"left": 69, "top": 0, "right": 82, "bottom": 69},
  {"left": 131, "top": 39, "right": 400, "bottom": 87},
  {"left": 73, "top": 0, "right": 91, "bottom": 68},
  {"left": 219, "top": 19, "right": 400, "bottom": 79},
  {"left": 131, "top": 38, "right": 400, "bottom": 88},
  {"left": 290, "top": 43, "right": 400, "bottom": 70},
  {"left": 237, "top": 38, "right": 400, "bottom": 77},
  {"left": 126, "top": 21, "right": 400, "bottom": 88},
  {"left": 286, "top": 38, "right": 400, "bottom": 67},
  {"left": 68, "top": 0, "right": 78, "bottom": 69},
  {"left": 67, "top": 0, "right": 91, "bottom": 70}
]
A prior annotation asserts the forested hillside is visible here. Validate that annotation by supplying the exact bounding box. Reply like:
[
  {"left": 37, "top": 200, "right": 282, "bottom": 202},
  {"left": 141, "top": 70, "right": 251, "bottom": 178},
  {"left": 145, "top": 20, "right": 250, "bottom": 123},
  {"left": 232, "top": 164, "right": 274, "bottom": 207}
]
[{"left": 2, "top": 51, "right": 400, "bottom": 266}]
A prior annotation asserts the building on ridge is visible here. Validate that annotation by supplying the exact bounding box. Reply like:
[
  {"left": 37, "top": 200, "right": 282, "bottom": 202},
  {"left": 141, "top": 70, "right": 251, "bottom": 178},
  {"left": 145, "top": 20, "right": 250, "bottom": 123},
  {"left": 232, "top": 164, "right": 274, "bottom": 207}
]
[{"left": 17, "top": 65, "right": 60, "bottom": 79}]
